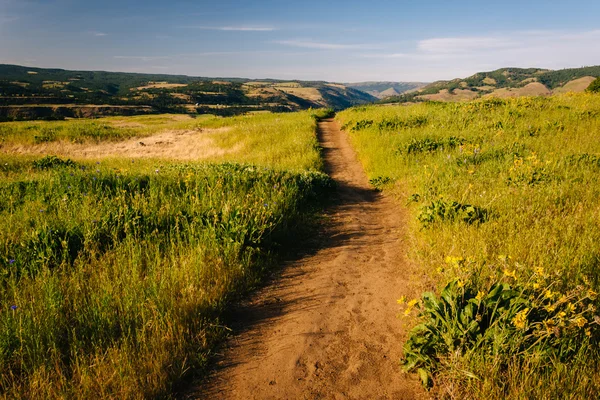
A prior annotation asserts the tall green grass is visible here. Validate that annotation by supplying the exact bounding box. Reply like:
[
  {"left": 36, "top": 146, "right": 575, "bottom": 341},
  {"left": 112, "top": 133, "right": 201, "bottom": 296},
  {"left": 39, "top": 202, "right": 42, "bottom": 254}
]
[
  {"left": 338, "top": 93, "right": 600, "bottom": 398},
  {"left": 200, "top": 110, "right": 326, "bottom": 171},
  {"left": 0, "top": 110, "right": 331, "bottom": 398}
]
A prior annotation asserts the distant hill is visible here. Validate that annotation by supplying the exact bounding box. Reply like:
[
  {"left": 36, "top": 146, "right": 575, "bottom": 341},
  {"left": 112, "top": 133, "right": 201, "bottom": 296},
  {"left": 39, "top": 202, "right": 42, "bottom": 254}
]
[
  {"left": 383, "top": 66, "right": 600, "bottom": 104},
  {"left": 346, "top": 81, "right": 428, "bottom": 99},
  {"left": 0, "top": 64, "right": 376, "bottom": 120}
]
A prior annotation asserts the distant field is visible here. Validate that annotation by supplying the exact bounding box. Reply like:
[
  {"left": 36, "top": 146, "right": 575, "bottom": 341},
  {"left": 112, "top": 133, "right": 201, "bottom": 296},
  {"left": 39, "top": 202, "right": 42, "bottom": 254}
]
[
  {"left": 338, "top": 93, "right": 600, "bottom": 398},
  {"left": 0, "top": 109, "right": 332, "bottom": 398}
]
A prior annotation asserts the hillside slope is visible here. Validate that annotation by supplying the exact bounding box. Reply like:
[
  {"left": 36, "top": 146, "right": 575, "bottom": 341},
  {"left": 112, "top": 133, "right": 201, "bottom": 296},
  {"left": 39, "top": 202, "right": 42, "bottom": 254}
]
[
  {"left": 383, "top": 66, "right": 600, "bottom": 103},
  {"left": 0, "top": 64, "right": 376, "bottom": 120},
  {"left": 346, "top": 81, "right": 427, "bottom": 98}
]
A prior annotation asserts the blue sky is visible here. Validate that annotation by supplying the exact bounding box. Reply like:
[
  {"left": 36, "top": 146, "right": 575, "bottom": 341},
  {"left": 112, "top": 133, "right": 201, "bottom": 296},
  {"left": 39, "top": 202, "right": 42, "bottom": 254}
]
[{"left": 1, "top": 0, "right": 600, "bottom": 82}]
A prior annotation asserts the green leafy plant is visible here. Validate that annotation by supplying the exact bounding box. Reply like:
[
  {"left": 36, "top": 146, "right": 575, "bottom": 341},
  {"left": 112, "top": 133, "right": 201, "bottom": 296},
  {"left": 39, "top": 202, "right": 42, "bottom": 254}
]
[
  {"left": 404, "top": 136, "right": 466, "bottom": 154},
  {"left": 401, "top": 264, "right": 600, "bottom": 389},
  {"left": 586, "top": 77, "right": 600, "bottom": 93},
  {"left": 417, "top": 199, "right": 489, "bottom": 226},
  {"left": 369, "top": 176, "right": 394, "bottom": 191},
  {"left": 32, "top": 155, "right": 77, "bottom": 169}
]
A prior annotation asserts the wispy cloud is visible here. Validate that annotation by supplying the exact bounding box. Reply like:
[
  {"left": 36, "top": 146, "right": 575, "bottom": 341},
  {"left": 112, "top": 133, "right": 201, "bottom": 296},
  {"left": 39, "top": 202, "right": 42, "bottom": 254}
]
[
  {"left": 357, "top": 29, "right": 600, "bottom": 80},
  {"left": 114, "top": 55, "right": 172, "bottom": 61},
  {"left": 188, "top": 26, "right": 277, "bottom": 32},
  {"left": 359, "top": 53, "right": 409, "bottom": 59},
  {"left": 90, "top": 31, "right": 108, "bottom": 37},
  {"left": 0, "top": 16, "right": 19, "bottom": 25},
  {"left": 418, "top": 36, "right": 517, "bottom": 53},
  {"left": 274, "top": 40, "right": 380, "bottom": 50}
]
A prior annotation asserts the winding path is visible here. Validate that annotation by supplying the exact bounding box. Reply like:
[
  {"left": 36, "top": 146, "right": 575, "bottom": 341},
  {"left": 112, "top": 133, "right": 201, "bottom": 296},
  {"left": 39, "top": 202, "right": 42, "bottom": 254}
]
[{"left": 191, "top": 118, "right": 425, "bottom": 399}]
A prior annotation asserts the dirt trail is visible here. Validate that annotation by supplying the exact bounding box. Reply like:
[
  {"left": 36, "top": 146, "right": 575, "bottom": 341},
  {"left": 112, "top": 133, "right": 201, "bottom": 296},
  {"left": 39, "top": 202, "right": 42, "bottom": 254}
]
[{"left": 192, "top": 119, "right": 425, "bottom": 399}]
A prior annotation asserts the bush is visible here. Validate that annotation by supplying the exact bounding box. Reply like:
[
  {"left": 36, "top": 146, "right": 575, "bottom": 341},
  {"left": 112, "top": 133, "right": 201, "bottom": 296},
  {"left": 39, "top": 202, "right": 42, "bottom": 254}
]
[
  {"left": 402, "top": 263, "right": 600, "bottom": 389},
  {"left": 417, "top": 199, "right": 489, "bottom": 226},
  {"left": 587, "top": 77, "right": 600, "bottom": 93},
  {"left": 32, "top": 155, "right": 77, "bottom": 170}
]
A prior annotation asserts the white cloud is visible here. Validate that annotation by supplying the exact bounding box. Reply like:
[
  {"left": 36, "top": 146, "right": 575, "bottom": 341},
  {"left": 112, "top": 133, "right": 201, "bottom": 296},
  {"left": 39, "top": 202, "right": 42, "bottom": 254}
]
[
  {"left": 0, "top": 15, "right": 18, "bottom": 26},
  {"left": 418, "top": 36, "right": 517, "bottom": 53},
  {"left": 219, "top": 26, "right": 275, "bottom": 31},
  {"left": 189, "top": 26, "right": 277, "bottom": 32},
  {"left": 356, "top": 29, "right": 600, "bottom": 80},
  {"left": 359, "top": 53, "right": 409, "bottom": 59},
  {"left": 114, "top": 55, "right": 171, "bottom": 61},
  {"left": 91, "top": 31, "right": 107, "bottom": 37},
  {"left": 274, "top": 40, "right": 380, "bottom": 50}
]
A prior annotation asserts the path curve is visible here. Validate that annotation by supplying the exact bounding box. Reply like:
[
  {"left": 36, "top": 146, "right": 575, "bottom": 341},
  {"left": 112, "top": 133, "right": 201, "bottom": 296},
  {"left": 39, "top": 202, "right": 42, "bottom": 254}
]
[{"left": 192, "top": 118, "right": 425, "bottom": 399}]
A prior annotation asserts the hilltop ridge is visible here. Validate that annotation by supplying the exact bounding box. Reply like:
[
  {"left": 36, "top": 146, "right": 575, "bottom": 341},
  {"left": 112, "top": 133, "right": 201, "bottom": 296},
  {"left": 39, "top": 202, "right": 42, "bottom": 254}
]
[
  {"left": 0, "top": 64, "right": 376, "bottom": 120},
  {"left": 383, "top": 65, "right": 600, "bottom": 103}
]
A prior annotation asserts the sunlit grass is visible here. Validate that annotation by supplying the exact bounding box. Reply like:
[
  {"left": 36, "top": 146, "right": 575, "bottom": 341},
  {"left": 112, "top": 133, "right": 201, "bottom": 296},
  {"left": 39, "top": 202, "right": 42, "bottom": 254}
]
[
  {"left": 337, "top": 93, "right": 600, "bottom": 398},
  {"left": 0, "top": 110, "right": 331, "bottom": 398}
]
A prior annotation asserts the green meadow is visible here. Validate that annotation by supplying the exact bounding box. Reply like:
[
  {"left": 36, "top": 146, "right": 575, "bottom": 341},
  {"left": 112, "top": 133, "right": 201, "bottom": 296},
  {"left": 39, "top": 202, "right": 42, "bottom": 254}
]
[
  {"left": 0, "top": 110, "right": 332, "bottom": 398},
  {"left": 337, "top": 93, "right": 600, "bottom": 398}
]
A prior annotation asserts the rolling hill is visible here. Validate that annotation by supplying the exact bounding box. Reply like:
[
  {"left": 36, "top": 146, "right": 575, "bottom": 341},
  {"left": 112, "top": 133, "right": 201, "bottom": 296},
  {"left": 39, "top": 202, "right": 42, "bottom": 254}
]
[
  {"left": 0, "top": 64, "right": 376, "bottom": 120},
  {"left": 345, "top": 81, "right": 428, "bottom": 98},
  {"left": 383, "top": 66, "right": 600, "bottom": 103}
]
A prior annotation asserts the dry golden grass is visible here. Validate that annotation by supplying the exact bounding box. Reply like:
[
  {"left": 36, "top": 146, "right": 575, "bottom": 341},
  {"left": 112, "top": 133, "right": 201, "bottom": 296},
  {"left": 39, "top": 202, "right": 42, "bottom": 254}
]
[
  {"left": 134, "top": 82, "right": 188, "bottom": 90},
  {"left": 275, "top": 87, "right": 324, "bottom": 103},
  {"left": 553, "top": 76, "right": 596, "bottom": 94},
  {"left": 273, "top": 82, "right": 301, "bottom": 88},
  {"left": 484, "top": 82, "right": 551, "bottom": 98},
  {"left": 418, "top": 89, "right": 478, "bottom": 102},
  {"left": 1, "top": 127, "right": 236, "bottom": 161}
]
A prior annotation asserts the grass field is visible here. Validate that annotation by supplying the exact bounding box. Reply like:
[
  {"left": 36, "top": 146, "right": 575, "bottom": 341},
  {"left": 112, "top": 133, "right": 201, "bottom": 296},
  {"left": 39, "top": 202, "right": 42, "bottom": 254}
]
[
  {"left": 337, "top": 93, "right": 600, "bottom": 398},
  {"left": 0, "top": 114, "right": 202, "bottom": 145},
  {"left": 0, "top": 110, "right": 332, "bottom": 398}
]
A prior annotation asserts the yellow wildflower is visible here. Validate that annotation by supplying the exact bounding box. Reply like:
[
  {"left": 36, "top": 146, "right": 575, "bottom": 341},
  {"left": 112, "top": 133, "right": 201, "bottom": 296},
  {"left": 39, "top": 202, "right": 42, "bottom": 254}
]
[
  {"left": 504, "top": 269, "right": 517, "bottom": 279},
  {"left": 532, "top": 282, "right": 540, "bottom": 290},
  {"left": 513, "top": 308, "right": 529, "bottom": 330},
  {"left": 445, "top": 256, "right": 463, "bottom": 266},
  {"left": 565, "top": 302, "right": 576, "bottom": 314},
  {"left": 476, "top": 291, "right": 485, "bottom": 301},
  {"left": 558, "top": 311, "right": 567, "bottom": 319},
  {"left": 588, "top": 289, "right": 598, "bottom": 300},
  {"left": 396, "top": 296, "right": 406, "bottom": 305},
  {"left": 403, "top": 299, "right": 419, "bottom": 316},
  {"left": 574, "top": 316, "right": 588, "bottom": 328},
  {"left": 545, "top": 304, "right": 556, "bottom": 312},
  {"left": 587, "top": 304, "right": 596, "bottom": 313},
  {"left": 544, "top": 290, "right": 555, "bottom": 300}
]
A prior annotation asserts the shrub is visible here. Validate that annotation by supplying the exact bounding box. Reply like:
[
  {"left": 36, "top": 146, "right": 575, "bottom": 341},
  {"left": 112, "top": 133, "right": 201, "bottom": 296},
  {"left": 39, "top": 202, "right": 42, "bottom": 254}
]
[
  {"left": 369, "top": 176, "right": 394, "bottom": 191},
  {"left": 32, "top": 155, "right": 77, "bottom": 170},
  {"left": 417, "top": 199, "right": 489, "bottom": 226},
  {"left": 586, "top": 77, "right": 600, "bottom": 93},
  {"left": 402, "top": 264, "right": 600, "bottom": 389},
  {"left": 404, "top": 136, "right": 466, "bottom": 154}
]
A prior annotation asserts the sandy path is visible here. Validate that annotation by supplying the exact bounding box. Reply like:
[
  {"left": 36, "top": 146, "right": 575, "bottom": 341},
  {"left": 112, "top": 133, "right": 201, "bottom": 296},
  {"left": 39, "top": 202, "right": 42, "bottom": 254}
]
[
  {"left": 1, "top": 128, "right": 237, "bottom": 160},
  {"left": 191, "top": 119, "right": 425, "bottom": 399}
]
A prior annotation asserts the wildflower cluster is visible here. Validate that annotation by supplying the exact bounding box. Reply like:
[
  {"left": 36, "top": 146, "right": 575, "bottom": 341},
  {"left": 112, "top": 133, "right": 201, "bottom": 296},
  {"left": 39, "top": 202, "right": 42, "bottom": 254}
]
[
  {"left": 400, "top": 259, "right": 600, "bottom": 389},
  {"left": 506, "top": 152, "right": 550, "bottom": 186}
]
